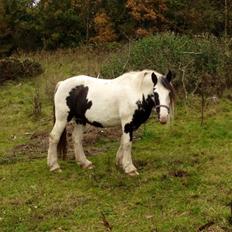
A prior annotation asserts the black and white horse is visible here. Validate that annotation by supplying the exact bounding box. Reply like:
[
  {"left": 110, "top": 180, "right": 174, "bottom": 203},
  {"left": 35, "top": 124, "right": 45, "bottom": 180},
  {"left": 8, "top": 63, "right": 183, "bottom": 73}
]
[{"left": 48, "top": 70, "right": 175, "bottom": 176}]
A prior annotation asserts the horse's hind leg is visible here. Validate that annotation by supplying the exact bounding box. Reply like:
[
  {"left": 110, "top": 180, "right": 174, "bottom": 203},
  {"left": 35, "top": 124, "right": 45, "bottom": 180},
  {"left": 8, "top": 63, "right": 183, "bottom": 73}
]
[
  {"left": 116, "top": 136, "right": 123, "bottom": 166},
  {"left": 72, "top": 124, "right": 94, "bottom": 169},
  {"left": 47, "top": 119, "right": 66, "bottom": 171}
]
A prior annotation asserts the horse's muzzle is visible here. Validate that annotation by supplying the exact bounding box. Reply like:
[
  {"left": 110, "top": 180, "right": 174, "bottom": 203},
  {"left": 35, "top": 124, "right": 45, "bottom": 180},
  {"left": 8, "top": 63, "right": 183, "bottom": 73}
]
[{"left": 159, "top": 116, "right": 168, "bottom": 124}]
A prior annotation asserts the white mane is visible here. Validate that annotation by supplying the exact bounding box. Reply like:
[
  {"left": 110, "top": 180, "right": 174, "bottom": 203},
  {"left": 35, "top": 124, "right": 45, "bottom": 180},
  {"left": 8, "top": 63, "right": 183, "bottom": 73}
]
[{"left": 116, "top": 70, "right": 162, "bottom": 80}]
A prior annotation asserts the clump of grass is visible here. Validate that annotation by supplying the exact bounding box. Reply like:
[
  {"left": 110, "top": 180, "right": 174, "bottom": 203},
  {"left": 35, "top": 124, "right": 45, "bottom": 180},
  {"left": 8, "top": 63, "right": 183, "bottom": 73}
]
[{"left": 32, "top": 88, "right": 42, "bottom": 117}]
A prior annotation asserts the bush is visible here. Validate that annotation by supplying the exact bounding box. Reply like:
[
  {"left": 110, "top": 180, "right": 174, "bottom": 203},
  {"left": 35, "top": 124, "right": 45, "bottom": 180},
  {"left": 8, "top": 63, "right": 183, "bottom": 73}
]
[
  {"left": 101, "top": 33, "right": 231, "bottom": 96},
  {"left": 0, "top": 58, "right": 43, "bottom": 84}
]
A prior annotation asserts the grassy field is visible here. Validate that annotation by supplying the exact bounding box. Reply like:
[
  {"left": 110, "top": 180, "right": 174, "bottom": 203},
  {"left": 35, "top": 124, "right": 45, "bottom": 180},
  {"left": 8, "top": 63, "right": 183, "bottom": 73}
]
[{"left": 0, "top": 49, "right": 232, "bottom": 232}]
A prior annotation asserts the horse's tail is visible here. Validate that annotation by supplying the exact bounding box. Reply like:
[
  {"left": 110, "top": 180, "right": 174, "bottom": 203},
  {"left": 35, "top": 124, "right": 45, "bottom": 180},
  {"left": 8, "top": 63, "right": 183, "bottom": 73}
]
[
  {"left": 53, "top": 82, "right": 67, "bottom": 160},
  {"left": 57, "top": 128, "right": 67, "bottom": 160}
]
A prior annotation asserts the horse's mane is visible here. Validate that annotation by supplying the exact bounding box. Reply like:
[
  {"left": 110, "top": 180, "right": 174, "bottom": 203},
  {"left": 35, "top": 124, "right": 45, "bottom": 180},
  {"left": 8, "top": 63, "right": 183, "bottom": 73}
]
[
  {"left": 160, "top": 77, "right": 175, "bottom": 102},
  {"left": 160, "top": 76, "right": 176, "bottom": 121},
  {"left": 117, "top": 69, "right": 175, "bottom": 100},
  {"left": 117, "top": 70, "right": 155, "bottom": 78},
  {"left": 118, "top": 70, "right": 175, "bottom": 94},
  {"left": 116, "top": 70, "right": 142, "bottom": 79}
]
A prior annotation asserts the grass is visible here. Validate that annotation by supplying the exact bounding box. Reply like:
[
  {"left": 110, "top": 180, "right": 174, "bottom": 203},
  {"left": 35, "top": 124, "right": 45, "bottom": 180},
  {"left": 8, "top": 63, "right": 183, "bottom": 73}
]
[{"left": 0, "top": 48, "right": 232, "bottom": 232}]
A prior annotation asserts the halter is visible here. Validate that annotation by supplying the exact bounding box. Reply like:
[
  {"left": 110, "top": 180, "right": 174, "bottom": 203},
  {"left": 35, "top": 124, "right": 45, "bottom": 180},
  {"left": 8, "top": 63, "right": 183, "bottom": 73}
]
[
  {"left": 155, "top": 104, "right": 170, "bottom": 113},
  {"left": 152, "top": 92, "right": 170, "bottom": 114}
]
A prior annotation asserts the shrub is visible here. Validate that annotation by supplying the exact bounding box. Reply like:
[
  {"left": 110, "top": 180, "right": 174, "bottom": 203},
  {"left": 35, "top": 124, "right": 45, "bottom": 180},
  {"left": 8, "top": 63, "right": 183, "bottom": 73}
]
[
  {"left": 101, "top": 33, "right": 231, "bottom": 96},
  {"left": 0, "top": 58, "right": 43, "bottom": 84}
]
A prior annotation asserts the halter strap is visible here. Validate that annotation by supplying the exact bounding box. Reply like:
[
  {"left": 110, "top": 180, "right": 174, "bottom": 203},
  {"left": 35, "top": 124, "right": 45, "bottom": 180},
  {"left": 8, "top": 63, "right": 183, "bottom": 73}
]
[{"left": 155, "top": 104, "right": 170, "bottom": 113}]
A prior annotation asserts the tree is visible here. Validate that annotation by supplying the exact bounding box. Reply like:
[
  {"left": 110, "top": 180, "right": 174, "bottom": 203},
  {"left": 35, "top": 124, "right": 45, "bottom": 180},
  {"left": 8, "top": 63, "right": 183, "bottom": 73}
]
[
  {"left": 37, "top": 0, "right": 84, "bottom": 49},
  {"left": 126, "top": 0, "right": 167, "bottom": 38},
  {"left": 0, "top": 0, "right": 231, "bottom": 52},
  {"left": 165, "top": 0, "right": 231, "bottom": 36},
  {"left": 92, "top": 11, "right": 117, "bottom": 42}
]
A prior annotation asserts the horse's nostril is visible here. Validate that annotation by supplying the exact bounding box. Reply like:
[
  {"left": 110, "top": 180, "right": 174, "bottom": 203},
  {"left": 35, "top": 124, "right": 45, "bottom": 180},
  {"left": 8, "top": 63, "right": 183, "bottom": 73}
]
[{"left": 160, "top": 116, "right": 167, "bottom": 124}]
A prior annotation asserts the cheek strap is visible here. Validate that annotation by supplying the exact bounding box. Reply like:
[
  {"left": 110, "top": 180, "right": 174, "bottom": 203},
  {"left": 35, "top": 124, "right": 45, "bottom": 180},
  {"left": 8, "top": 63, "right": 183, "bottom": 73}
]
[
  {"left": 152, "top": 91, "right": 170, "bottom": 114},
  {"left": 155, "top": 104, "right": 170, "bottom": 113}
]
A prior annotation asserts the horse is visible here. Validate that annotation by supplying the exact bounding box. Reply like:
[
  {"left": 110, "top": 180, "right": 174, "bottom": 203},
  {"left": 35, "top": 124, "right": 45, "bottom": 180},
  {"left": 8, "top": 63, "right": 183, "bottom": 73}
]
[{"left": 47, "top": 70, "right": 175, "bottom": 176}]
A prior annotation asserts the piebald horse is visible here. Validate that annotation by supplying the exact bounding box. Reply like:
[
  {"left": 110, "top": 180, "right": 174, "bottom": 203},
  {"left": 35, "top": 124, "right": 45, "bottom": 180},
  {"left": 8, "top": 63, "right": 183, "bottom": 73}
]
[{"left": 47, "top": 70, "right": 175, "bottom": 176}]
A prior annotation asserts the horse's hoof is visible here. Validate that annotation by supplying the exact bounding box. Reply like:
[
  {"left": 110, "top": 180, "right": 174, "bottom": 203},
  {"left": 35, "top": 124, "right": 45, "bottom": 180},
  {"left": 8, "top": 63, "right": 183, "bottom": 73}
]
[
  {"left": 50, "top": 166, "right": 62, "bottom": 172},
  {"left": 86, "top": 163, "right": 95, "bottom": 169},
  {"left": 127, "top": 170, "right": 139, "bottom": 176},
  {"left": 81, "top": 162, "right": 94, "bottom": 169}
]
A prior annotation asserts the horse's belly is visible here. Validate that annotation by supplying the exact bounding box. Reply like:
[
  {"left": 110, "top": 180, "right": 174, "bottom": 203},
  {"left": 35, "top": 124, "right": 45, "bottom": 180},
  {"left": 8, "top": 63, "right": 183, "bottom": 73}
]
[
  {"left": 86, "top": 106, "right": 121, "bottom": 127},
  {"left": 84, "top": 82, "right": 123, "bottom": 127}
]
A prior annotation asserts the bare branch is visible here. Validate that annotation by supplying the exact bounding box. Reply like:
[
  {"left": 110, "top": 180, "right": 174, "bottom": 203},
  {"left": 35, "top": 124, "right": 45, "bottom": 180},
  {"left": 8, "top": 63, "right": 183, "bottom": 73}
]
[{"left": 178, "top": 64, "right": 188, "bottom": 100}]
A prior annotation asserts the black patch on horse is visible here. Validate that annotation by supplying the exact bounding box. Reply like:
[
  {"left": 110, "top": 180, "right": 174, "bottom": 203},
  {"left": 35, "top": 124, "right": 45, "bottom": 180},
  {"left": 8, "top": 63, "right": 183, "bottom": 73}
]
[
  {"left": 66, "top": 85, "right": 92, "bottom": 124},
  {"left": 124, "top": 94, "right": 154, "bottom": 141},
  {"left": 161, "top": 77, "right": 175, "bottom": 102},
  {"left": 89, "top": 121, "right": 103, "bottom": 128},
  {"left": 154, "top": 92, "right": 160, "bottom": 115},
  {"left": 66, "top": 85, "right": 103, "bottom": 128}
]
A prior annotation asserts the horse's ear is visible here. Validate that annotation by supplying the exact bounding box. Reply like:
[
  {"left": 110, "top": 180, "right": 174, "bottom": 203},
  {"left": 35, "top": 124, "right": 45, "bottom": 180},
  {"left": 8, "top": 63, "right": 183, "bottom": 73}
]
[
  {"left": 151, "top": 72, "right": 157, "bottom": 85},
  {"left": 166, "top": 70, "right": 175, "bottom": 82}
]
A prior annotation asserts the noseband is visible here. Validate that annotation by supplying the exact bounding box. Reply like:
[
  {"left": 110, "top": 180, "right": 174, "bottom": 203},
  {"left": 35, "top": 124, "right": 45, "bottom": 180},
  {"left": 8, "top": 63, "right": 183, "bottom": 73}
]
[
  {"left": 155, "top": 104, "right": 170, "bottom": 113},
  {"left": 152, "top": 93, "right": 170, "bottom": 114}
]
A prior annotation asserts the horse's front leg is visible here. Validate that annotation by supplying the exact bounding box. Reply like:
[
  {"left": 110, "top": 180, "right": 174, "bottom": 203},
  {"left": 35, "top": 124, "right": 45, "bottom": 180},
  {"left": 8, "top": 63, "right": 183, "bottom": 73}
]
[{"left": 118, "top": 128, "right": 139, "bottom": 176}]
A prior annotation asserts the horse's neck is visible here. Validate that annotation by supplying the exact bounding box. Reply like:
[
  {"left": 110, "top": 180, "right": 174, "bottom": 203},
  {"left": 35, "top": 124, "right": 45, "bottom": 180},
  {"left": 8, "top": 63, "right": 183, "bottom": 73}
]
[
  {"left": 116, "top": 71, "right": 153, "bottom": 96},
  {"left": 141, "top": 72, "right": 154, "bottom": 96}
]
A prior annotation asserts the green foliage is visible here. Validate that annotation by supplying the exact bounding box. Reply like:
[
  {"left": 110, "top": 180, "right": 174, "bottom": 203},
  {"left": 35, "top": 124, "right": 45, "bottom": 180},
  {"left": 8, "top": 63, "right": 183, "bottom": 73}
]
[
  {"left": 1, "top": 0, "right": 42, "bottom": 50},
  {"left": 0, "top": 0, "right": 85, "bottom": 52},
  {"left": 101, "top": 33, "right": 231, "bottom": 94},
  {"left": 0, "top": 0, "right": 231, "bottom": 53},
  {"left": 165, "top": 0, "right": 227, "bottom": 35},
  {"left": 39, "top": 2, "right": 84, "bottom": 49}
]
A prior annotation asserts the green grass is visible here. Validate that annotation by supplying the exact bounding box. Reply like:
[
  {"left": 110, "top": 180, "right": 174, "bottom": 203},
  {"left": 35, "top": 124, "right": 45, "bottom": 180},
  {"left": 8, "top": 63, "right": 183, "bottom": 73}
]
[{"left": 0, "top": 49, "right": 232, "bottom": 232}]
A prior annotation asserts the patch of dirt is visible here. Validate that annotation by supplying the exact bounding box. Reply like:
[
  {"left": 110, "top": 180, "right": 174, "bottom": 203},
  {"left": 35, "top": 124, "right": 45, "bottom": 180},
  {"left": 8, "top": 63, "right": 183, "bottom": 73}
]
[
  {"left": 77, "top": 124, "right": 121, "bottom": 146},
  {"left": 6, "top": 124, "right": 122, "bottom": 163},
  {"left": 5, "top": 131, "right": 49, "bottom": 163},
  {"left": 171, "top": 159, "right": 184, "bottom": 165},
  {"left": 67, "top": 123, "right": 121, "bottom": 157},
  {"left": 168, "top": 169, "right": 189, "bottom": 178},
  {"left": 198, "top": 224, "right": 228, "bottom": 232},
  {"left": 134, "top": 159, "right": 148, "bottom": 170}
]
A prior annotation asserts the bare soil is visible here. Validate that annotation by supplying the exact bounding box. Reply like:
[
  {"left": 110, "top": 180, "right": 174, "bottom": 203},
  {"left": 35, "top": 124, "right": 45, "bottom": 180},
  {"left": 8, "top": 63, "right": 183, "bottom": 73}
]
[{"left": 9, "top": 124, "right": 122, "bottom": 162}]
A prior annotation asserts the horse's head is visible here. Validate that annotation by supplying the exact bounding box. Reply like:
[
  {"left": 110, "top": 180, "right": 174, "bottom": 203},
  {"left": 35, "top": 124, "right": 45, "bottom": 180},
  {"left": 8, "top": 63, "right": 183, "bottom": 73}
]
[{"left": 151, "top": 70, "right": 175, "bottom": 124}]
